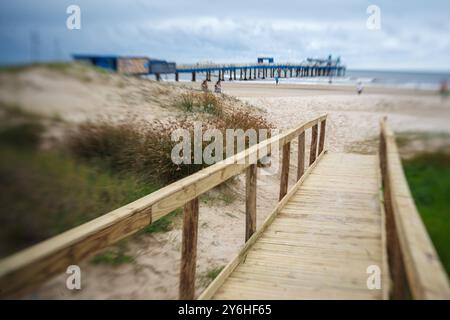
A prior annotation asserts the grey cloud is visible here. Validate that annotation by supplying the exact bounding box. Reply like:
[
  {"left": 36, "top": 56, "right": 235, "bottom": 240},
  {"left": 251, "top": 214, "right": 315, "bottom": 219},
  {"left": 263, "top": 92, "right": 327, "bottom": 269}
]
[{"left": 0, "top": 0, "right": 449, "bottom": 70}]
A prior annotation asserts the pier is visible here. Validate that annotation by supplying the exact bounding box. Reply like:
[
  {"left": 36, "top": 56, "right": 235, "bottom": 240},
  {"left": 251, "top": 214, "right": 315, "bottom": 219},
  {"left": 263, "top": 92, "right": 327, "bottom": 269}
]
[{"left": 175, "top": 57, "right": 346, "bottom": 82}]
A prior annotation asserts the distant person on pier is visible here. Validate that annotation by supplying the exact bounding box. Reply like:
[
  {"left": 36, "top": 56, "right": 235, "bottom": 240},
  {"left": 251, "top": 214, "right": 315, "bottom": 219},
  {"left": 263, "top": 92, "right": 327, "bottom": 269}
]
[
  {"left": 356, "top": 81, "right": 364, "bottom": 95},
  {"left": 214, "top": 80, "right": 222, "bottom": 94},
  {"left": 439, "top": 80, "right": 448, "bottom": 101},
  {"left": 201, "top": 79, "right": 208, "bottom": 92}
]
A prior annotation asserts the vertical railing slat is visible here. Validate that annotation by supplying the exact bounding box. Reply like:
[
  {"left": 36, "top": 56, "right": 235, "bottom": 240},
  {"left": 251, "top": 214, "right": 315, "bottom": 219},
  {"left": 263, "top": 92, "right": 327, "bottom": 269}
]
[
  {"left": 279, "top": 142, "right": 291, "bottom": 200},
  {"left": 297, "top": 131, "right": 305, "bottom": 180},
  {"left": 309, "top": 124, "right": 318, "bottom": 165},
  {"left": 318, "top": 119, "right": 326, "bottom": 154},
  {"left": 179, "top": 197, "right": 199, "bottom": 300},
  {"left": 245, "top": 164, "right": 257, "bottom": 242}
]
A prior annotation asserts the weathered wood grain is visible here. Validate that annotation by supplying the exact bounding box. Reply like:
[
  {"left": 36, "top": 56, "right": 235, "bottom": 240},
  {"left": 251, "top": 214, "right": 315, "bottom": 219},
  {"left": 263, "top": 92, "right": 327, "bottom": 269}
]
[
  {"left": 179, "top": 198, "right": 199, "bottom": 300},
  {"left": 380, "top": 118, "right": 450, "bottom": 299},
  {"left": 279, "top": 142, "right": 291, "bottom": 200},
  {"left": 297, "top": 132, "right": 305, "bottom": 181},
  {"left": 245, "top": 164, "right": 257, "bottom": 242},
  {"left": 309, "top": 124, "right": 318, "bottom": 165}
]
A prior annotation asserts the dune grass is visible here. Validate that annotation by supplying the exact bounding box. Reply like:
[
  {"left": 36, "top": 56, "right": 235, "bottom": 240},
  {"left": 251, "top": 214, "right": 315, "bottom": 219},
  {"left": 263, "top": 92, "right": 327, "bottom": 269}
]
[
  {"left": 0, "top": 105, "right": 160, "bottom": 258},
  {"left": 403, "top": 152, "right": 450, "bottom": 276},
  {"left": 0, "top": 145, "right": 160, "bottom": 258}
]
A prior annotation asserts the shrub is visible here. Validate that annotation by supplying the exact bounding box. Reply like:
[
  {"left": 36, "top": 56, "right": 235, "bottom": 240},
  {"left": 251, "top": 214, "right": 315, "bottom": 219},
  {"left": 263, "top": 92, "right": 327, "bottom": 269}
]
[
  {"left": 0, "top": 122, "right": 44, "bottom": 149},
  {"left": 221, "top": 109, "right": 274, "bottom": 133},
  {"left": 90, "top": 241, "right": 134, "bottom": 266},
  {"left": 174, "top": 92, "right": 223, "bottom": 115},
  {"left": 66, "top": 121, "right": 143, "bottom": 173},
  {"left": 201, "top": 92, "right": 223, "bottom": 115},
  {"left": 67, "top": 118, "right": 207, "bottom": 183},
  {"left": 0, "top": 103, "right": 44, "bottom": 149},
  {"left": 67, "top": 110, "right": 273, "bottom": 184},
  {"left": 0, "top": 145, "right": 159, "bottom": 257},
  {"left": 177, "top": 93, "right": 195, "bottom": 112}
]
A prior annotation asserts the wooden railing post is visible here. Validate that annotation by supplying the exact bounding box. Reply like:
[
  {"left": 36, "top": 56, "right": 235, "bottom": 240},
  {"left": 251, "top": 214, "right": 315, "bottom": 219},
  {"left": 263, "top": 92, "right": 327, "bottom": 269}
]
[
  {"left": 309, "top": 124, "right": 318, "bottom": 165},
  {"left": 279, "top": 142, "right": 291, "bottom": 200},
  {"left": 318, "top": 119, "right": 326, "bottom": 154},
  {"left": 179, "top": 197, "right": 199, "bottom": 300},
  {"left": 297, "top": 132, "right": 305, "bottom": 180},
  {"left": 245, "top": 164, "right": 257, "bottom": 242}
]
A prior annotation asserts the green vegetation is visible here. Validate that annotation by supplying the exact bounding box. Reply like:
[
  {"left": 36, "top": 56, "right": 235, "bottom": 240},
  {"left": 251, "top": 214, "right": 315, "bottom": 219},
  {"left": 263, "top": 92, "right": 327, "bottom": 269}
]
[
  {"left": 0, "top": 104, "right": 158, "bottom": 258},
  {"left": 141, "top": 208, "right": 182, "bottom": 234},
  {"left": 174, "top": 92, "right": 223, "bottom": 115},
  {"left": 200, "top": 185, "right": 237, "bottom": 206},
  {"left": 199, "top": 266, "right": 225, "bottom": 286},
  {"left": 90, "top": 241, "right": 134, "bottom": 266},
  {"left": 0, "top": 145, "right": 159, "bottom": 257},
  {"left": 403, "top": 152, "right": 450, "bottom": 276},
  {"left": 176, "top": 93, "right": 195, "bottom": 112}
]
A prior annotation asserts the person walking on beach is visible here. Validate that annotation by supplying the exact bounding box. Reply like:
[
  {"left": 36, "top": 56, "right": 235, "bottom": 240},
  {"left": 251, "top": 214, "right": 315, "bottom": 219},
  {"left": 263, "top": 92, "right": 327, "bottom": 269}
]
[
  {"left": 214, "top": 80, "right": 222, "bottom": 94},
  {"left": 439, "top": 80, "right": 448, "bottom": 101},
  {"left": 356, "top": 81, "right": 363, "bottom": 95},
  {"left": 275, "top": 76, "right": 279, "bottom": 85},
  {"left": 201, "top": 79, "right": 208, "bottom": 92}
]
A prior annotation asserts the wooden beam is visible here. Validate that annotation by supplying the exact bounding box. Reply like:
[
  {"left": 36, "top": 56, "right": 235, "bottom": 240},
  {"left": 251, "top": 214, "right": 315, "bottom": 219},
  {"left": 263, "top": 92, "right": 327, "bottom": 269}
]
[
  {"left": 179, "top": 197, "right": 199, "bottom": 300},
  {"left": 380, "top": 118, "right": 450, "bottom": 299},
  {"left": 245, "top": 164, "right": 257, "bottom": 242},
  {"left": 318, "top": 119, "right": 326, "bottom": 154},
  {"left": 309, "top": 124, "right": 318, "bottom": 165},
  {"left": 0, "top": 206, "right": 152, "bottom": 298},
  {"left": 297, "top": 132, "right": 305, "bottom": 181},
  {"left": 279, "top": 142, "right": 291, "bottom": 200}
]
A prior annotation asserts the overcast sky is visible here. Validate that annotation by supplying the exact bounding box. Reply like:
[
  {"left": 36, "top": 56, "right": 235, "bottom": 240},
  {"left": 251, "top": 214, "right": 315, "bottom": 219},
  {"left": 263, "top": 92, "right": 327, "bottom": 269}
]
[{"left": 1, "top": 0, "right": 449, "bottom": 71}]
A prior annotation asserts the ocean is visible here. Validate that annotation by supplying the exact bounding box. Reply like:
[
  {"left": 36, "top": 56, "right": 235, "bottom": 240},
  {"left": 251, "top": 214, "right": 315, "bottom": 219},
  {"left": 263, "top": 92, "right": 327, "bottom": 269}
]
[{"left": 162, "top": 69, "right": 450, "bottom": 91}]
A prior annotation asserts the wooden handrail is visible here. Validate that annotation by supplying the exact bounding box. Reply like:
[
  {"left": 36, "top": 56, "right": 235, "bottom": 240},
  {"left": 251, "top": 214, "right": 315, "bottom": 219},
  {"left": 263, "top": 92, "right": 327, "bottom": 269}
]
[
  {"left": 379, "top": 118, "right": 450, "bottom": 299},
  {"left": 0, "top": 114, "right": 327, "bottom": 299}
]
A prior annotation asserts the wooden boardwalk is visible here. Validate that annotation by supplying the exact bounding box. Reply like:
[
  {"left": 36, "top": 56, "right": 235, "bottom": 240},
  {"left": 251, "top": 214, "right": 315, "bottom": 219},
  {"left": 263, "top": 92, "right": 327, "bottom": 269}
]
[
  {"left": 209, "top": 153, "right": 388, "bottom": 299},
  {"left": 1, "top": 116, "right": 449, "bottom": 300}
]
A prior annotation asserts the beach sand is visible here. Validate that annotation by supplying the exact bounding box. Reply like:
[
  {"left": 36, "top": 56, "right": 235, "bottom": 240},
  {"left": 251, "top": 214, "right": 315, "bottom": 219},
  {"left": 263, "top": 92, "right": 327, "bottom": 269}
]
[{"left": 2, "top": 69, "right": 450, "bottom": 299}]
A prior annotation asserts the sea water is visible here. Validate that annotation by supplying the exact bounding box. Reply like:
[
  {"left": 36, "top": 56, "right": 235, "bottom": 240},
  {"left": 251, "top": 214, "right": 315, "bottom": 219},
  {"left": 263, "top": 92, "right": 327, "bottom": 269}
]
[{"left": 159, "top": 69, "right": 450, "bottom": 91}]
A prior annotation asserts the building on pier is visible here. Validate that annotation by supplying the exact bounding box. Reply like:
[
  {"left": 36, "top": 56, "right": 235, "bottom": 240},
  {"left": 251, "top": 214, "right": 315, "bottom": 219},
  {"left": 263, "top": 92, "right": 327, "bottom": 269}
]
[{"left": 72, "top": 54, "right": 176, "bottom": 77}]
